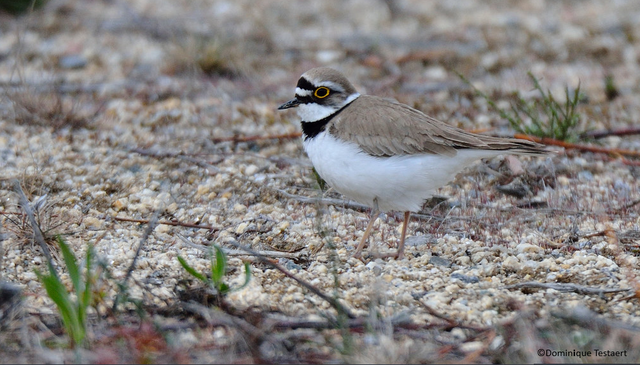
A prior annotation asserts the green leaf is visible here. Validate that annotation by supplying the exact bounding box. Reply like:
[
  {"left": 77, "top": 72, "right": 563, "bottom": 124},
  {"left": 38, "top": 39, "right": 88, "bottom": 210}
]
[
  {"left": 312, "top": 167, "right": 327, "bottom": 191},
  {"left": 57, "top": 236, "right": 81, "bottom": 299},
  {"left": 177, "top": 256, "right": 207, "bottom": 282},
  {"left": 36, "top": 268, "right": 84, "bottom": 346},
  {"left": 210, "top": 245, "right": 227, "bottom": 286},
  {"left": 234, "top": 262, "right": 252, "bottom": 292},
  {"left": 223, "top": 261, "right": 253, "bottom": 294},
  {"left": 79, "top": 244, "right": 94, "bottom": 329}
]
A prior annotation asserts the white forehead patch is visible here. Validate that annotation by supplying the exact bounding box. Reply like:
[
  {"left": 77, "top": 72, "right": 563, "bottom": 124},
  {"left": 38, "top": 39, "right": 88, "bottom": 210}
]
[{"left": 295, "top": 88, "right": 312, "bottom": 97}]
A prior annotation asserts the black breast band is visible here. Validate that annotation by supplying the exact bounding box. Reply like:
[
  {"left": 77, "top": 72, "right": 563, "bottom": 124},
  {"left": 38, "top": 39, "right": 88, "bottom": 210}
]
[{"left": 301, "top": 103, "right": 351, "bottom": 140}]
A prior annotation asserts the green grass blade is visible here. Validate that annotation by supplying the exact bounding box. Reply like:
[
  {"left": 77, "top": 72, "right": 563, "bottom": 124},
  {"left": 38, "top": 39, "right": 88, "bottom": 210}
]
[
  {"left": 508, "top": 103, "right": 524, "bottom": 133},
  {"left": 36, "top": 269, "right": 84, "bottom": 346},
  {"left": 228, "top": 261, "right": 252, "bottom": 293},
  {"left": 177, "top": 255, "right": 208, "bottom": 282},
  {"left": 79, "top": 244, "right": 94, "bottom": 329},
  {"left": 211, "top": 245, "right": 227, "bottom": 286},
  {"left": 460, "top": 70, "right": 581, "bottom": 141},
  {"left": 57, "top": 236, "right": 81, "bottom": 298},
  {"left": 239, "top": 262, "right": 252, "bottom": 290}
]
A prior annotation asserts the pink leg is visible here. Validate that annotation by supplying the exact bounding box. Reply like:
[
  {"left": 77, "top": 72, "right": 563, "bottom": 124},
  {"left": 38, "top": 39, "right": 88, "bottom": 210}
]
[
  {"left": 353, "top": 206, "right": 380, "bottom": 258},
  {"left": 396, "top": 211, "right": 411, "bottom": 259}
]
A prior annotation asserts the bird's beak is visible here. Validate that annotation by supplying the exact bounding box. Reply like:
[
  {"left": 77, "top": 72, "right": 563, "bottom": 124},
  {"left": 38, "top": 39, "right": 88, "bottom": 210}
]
[{"left": 278, "top": 97, "right": 301, "bottom": 110}]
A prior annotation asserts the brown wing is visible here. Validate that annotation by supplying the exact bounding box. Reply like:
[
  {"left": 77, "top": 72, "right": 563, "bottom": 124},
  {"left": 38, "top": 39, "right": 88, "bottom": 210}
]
[{"left": 328, "top": 95, "right": 547, "bottom": 157}]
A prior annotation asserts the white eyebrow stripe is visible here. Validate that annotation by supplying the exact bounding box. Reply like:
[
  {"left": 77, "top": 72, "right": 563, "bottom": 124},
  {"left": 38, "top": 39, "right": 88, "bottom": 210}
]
[
  {"left": 295, "top": 87, "right": 312, "bottom": 97},
  {"left": 316, "top": 81, "right": 344, "bottom": 93}
]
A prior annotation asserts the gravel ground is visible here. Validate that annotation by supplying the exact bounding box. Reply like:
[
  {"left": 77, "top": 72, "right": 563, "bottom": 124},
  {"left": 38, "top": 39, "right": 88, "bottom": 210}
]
[{"left": 1, "top": 0, "right": 640, "bottom": 363}]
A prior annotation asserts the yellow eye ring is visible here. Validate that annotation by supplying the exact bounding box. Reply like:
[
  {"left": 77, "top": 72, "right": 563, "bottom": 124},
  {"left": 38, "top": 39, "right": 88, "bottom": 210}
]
[{"left": 314, "top": 87, "right": 330, "bottom": 98}]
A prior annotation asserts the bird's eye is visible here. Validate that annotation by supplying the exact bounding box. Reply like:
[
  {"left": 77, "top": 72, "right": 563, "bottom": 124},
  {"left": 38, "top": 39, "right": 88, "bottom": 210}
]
[{"left": 314, "top": 87, "right": 330, "bottom": 98}]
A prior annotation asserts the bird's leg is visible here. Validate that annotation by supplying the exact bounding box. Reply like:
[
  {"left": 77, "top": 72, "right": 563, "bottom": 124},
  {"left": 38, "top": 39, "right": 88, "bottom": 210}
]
[
  {"left": 395, "top": 211, "right": 411, "bottom": 259},
  {"left": 354, "top": 198, "right": 381, "bottom": 258},
  {"left": 371, "top": 211, "right": 410, "bottom": 260}
]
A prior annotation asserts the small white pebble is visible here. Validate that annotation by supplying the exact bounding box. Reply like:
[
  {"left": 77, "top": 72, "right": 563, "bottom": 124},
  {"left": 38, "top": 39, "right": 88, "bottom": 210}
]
[
  {"left": 244, "top": 164, "right": 258, "bottom": 175},
  {"left": 516, "top": 243, "right": 543, "bottom": 254},
  {"left": 460, "top": 341, "right": 484, "bottom": 353},
  {"left": 502, "top": 256, "right": 520, "bottom": 271},
  {"left": 451, "top": 328, "right": 466, "bottom": 340},
  {"left": 557, "top": 176, "right": 570, "bottom": 186},
  {"left": 276, "top": 221, "right": 289, "bottom": 231},
  {"left": 236, "top": 222, "right": 248, "bottom": 234}
]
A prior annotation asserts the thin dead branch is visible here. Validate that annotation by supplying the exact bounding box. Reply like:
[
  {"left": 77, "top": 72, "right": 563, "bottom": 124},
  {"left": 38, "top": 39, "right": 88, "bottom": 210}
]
[
  {"left": 2, "top": 211, "right": 219, "bottom": 233},
  {"left": 129, "top": 148, "right": 222, "bottom": 174},
  {"left": 111, "top": 215, "right": 219, "bottom": 231},
  {"left": 276, "top": 189, "right": 455, "bottom": 222},
  {"left": 583, "top": 127, "right": 640, "bottom": 139},
  {"left": 211, "top": 132, "right": 302, "bottom": 144},
  {"left": 11, "top": 179, "right": 54, "bottom": 268},
  {"left": 620, "top": 157, "right": 640, "bottom": 167},
  {"left": 514, "top": 133, "right": 640, "bottom": 158},
  {"left": 226, "top": 239, "right": 356, "bottom": 319},
  {"left": 617, "top": 198, "right": 640, "bottom": 212},
  {"left": 461, "top": 329, "right": 497, "bottom": 363},
  {"left": 0, "top": 219, "right": 4, "bottom": 279},
  {"left": 417, "top": 300, "right": 489, "bottom": 332},
  {"left": 552, "top": 305, "right": 640, "bottom": 332},
  {"left": 112, "top": 208, "right": 161, "bottom": 312},
  {"left": 605, "top": 228, "right": 640, "bottom": 302},
  {"left": 177, "top": 233, "right": 305, "bottom": 259},
  {"left": 266, "top": 313, "right": 416, "bottom": 331},
  {"left": 504, "top": 282, "right": 630, "bottom": 295},
  {"left": 182, "top": 301, "right": 263, "bottom": 335},
  {"left": 275, "top": 189, "right": 371, "bottom": 212}
]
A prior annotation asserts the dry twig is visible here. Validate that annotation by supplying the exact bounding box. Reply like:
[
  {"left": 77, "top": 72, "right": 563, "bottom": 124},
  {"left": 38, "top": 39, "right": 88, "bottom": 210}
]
[
  {"left": 583, "top": 126, "right": 640, "bottom": 139},
  {"left": 515, "top": 134, "right": 640, "bottom": 158},
  {"left": 0, "top": 219, "right": 4, "bottom": 278},
  {"left": 129, "top": 148, "right": 222, "bottom": 174},
  {"left": 112, "top": 208, "right": 161, "bottom": 312},
  {"left": 552, "top": 305, "right": 640, "bottom": 332},
  {"left": 177, "top": 233, "right": 305, "bottom": 259},
  {"left": 605, "top": 228, "right": 640, "bottom": 302},
  {"left": 11, "top": 179, "right": 54, "bottom": 268},
  {"left": 267, "top": 313, "right": 416, "bottom": 331},
  {"left": 504, "top": 282, "right": 630, "bottom": 295},
  {"left": 275, "top": 189, "right": 370, "bottom": 212},
  {"left": 211, "top": 132, "right": 301, "bottom": 144},
  {"left": 112, "top": 215, "right": 219, "bottom": 231},
  {"left": 417, "top": 300, "right": 489, "bottom": 331},
  {"left": 276, "top": 189, "right": 453, "bottom": 222},
  {"left": 227, "top": 239, "right": 356, "bottom": 319}
]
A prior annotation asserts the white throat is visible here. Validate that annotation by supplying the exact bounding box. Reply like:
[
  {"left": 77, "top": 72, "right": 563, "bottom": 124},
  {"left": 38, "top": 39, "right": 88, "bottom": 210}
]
[{"left": 297, "top": 93, "right": 360, "bottom": 122}]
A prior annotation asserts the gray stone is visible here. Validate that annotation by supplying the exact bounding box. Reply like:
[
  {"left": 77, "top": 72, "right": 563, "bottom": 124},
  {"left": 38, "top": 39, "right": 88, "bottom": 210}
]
[
  {"left": 59, "top": 54, "right": 87, "bottom": 69},
  {"left": 451, "top": 272, "right": 480, "bottom": 284},
  {"left": 429, "top": 256, "right": 452, "bottom": 267}
]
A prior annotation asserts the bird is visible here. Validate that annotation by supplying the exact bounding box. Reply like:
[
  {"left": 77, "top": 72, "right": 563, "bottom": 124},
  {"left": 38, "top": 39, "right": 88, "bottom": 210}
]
[{"left": 278, "top": 67, "right": 548, "bottom": 259}]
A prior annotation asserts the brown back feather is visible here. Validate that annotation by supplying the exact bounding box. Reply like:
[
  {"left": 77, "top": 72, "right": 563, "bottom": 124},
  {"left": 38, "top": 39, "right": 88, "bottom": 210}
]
[{"left": 328, "top": 95, "right": 548, "bottom": 157}]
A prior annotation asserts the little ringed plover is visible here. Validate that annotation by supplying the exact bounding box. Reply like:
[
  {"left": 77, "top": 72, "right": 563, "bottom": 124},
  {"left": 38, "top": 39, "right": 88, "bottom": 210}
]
[{"left": 279, "top": 67, "right": 548, "bottom": 259}]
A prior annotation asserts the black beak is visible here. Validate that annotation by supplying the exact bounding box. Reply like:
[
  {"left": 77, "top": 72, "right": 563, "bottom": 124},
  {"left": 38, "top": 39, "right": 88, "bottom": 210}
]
[{"left": 278, "top": 98, "right": 301, "bottom": 110}]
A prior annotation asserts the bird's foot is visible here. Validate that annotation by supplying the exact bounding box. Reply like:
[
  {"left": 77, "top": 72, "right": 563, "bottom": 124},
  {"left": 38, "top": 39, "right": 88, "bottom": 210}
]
[{"left": 356, "top": 250, "right": 405, "bottom": 261}]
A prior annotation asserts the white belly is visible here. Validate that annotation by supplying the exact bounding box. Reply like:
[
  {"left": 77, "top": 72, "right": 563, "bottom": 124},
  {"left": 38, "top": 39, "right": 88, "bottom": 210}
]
[{"left": 303, "top": 132, "right": 504, "bottom": 212}]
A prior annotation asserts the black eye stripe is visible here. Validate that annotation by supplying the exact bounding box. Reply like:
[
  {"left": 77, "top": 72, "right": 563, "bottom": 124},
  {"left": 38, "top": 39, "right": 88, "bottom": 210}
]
[
  {"left": 296, "top": 95, "right": 313, "bottom": 104},
  {"left": 296, "top": 77, "right": 315, "bottom": 92}
]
